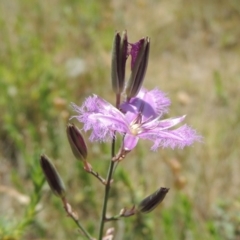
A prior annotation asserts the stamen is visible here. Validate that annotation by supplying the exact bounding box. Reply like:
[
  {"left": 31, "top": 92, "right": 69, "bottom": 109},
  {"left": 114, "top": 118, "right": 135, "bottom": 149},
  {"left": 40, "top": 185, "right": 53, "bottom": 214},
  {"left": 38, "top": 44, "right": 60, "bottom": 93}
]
[{"left": 130, "top": 123, "right": 142, "bottom": 135}]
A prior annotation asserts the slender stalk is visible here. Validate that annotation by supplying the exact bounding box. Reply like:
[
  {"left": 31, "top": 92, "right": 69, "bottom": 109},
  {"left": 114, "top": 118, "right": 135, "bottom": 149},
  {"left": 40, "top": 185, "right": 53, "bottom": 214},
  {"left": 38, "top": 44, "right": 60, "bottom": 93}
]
[
  {"left": 87, "top": 169, "right": 106, "bottom": 185},
  {"left": 62, "top": 198, "right": 94, "bottom": 240},
  {"left": 98, "top": 135, "right": 116, "bottom": 240},
  {"left": 98, "top": 95, "right": 120, "bottom": 239},
  {"left": 70, "top": 215, "right": 94, "bottom": 240}
]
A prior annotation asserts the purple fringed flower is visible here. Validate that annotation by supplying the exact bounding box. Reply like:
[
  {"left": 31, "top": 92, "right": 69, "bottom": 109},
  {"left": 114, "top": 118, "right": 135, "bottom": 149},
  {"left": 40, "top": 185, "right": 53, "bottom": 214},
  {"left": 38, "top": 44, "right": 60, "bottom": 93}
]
[{"left": 72, "top": 88, "right": 201, "bottom": 151}]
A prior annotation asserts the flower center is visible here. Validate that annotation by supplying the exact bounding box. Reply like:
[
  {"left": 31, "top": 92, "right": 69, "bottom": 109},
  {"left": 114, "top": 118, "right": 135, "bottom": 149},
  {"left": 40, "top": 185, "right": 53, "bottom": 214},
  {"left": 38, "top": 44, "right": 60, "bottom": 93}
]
[
  {"left": 130, "top": 122, "right": 144, "bottom": 135},
  {"left": 128, "top": 111, "right": 144, "bottom": 136}
]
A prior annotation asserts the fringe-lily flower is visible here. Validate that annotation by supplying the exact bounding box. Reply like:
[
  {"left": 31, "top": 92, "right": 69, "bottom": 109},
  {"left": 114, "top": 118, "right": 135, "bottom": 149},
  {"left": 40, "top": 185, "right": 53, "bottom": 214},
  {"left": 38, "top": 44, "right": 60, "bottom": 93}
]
[{"left": 72, "top": 88, "right": 201, "bottom": 152}]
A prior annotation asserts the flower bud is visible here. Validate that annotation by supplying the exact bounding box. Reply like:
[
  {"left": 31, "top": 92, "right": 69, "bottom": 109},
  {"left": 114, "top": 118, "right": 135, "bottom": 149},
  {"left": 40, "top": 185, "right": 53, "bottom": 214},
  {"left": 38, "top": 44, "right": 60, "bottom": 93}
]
[
  {"left": 138, "top": 187, "right": 169, "bottom": 213},
  {"left": 66, "top": 123, "right": 88, "bottom": 161},
  {"left": 40, "top": 154, "right": 66, "bottom": 198},
  {"left": 126, "top": 37, "right": 150, "bottom": 99},
  {"left": 111, "top": 30, "right": 128, "bottom": 94}
]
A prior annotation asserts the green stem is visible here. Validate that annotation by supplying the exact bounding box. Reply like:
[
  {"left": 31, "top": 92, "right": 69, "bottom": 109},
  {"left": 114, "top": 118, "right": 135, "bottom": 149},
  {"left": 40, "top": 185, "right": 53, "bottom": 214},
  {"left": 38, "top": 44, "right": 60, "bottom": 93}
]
[
  {"left": 98, "top": 136, "right": 116, "bottom": 240},
  {"left": 98, "top": 94, "right": 120, "bottom": 239},
  {"left": 70, "top": 214, "right": 93, "bottom": 240}
]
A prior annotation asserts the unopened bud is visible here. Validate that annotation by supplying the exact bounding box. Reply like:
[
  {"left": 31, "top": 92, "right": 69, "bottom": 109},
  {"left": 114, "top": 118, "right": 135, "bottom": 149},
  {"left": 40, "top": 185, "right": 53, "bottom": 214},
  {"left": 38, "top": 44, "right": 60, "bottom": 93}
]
[
  {"left": 126, "top": 37, "right": 150, "bottom": 99},
  {"left": 66, "top": 124, "right": 88, "bottom": 161},
  {"left": 111, "top": 30, "right": 128, "bottom": 94},
  {"left": 138, "top": 187, "right": 169, "bottom": 213},
  {"left": 40, "top": 154, "right": 66, "bottom": 198}
]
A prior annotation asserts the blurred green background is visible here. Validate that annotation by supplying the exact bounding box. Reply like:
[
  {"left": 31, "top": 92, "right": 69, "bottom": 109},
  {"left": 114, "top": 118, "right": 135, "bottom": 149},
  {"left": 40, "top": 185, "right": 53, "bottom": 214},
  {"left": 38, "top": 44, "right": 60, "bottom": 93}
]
[{"left": 0, "top": 0, "right": 240, "bottom": 239}]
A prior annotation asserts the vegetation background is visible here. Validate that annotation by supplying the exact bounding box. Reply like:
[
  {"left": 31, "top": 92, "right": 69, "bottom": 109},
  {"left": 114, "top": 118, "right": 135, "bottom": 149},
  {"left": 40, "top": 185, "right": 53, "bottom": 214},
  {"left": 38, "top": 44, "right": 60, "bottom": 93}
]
[{"left": 0, "top": 0, "right": 240, "bottom": 239}]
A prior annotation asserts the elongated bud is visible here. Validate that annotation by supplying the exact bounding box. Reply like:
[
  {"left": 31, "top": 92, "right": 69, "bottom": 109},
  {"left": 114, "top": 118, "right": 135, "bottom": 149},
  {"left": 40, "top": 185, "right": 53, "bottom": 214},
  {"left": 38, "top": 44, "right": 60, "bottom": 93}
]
[
  {"left": 40, "top": 154, "right": 66, "bottom": 198},
  {"left": 126, "top": 37, "right": 150, "bottom": 99},
  {"left": 66, "top": 123, "right": 88, "bottom": 161},
  {"left": 111, "top": 30, "right": 128, "bottom": 94},
  {"left": 138, "top": 187, "right": 169, "bottom": 213}
]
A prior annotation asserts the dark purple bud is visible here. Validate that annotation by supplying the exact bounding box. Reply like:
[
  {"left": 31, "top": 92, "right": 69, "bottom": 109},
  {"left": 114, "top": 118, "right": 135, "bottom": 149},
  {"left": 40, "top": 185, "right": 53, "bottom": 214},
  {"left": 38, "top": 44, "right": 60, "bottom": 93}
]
[
  {"left": 66, "top": 123, "right": 88, "bottom": 161},
  {"left": 111, "top": 30, "right": 128, "bottom": 94},
  {"left": 138, "top": 187, "right": 169, "bottom": 213},
  {"left": 126, "top": 37, "right": 150, "bottom": 99},
  {"left": 40, "top": 154, "right": 66, "bottom": 198}
]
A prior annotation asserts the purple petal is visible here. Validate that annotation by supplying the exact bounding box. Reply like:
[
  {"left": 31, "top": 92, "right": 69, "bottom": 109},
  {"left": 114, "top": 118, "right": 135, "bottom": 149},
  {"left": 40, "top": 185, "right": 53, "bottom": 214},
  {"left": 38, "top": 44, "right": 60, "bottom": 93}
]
[
  {"left": 146, "top": 88, "right": 171, "bottom": 116},
  {"left": 140, "top": 124, "right": 202, "bottom": 150},
  {"left": 71, "top": 96, "right": 129, "bottom": 142},
  {"left": 123, "top": 134, "right": 139, "bottom": 151},
  {"left": 120, "top": 88, "right": 170, "bottom": 121},
  {"left": 155, "top": 115, "right": 186, "bottom": 130},
  {"left": 128, "top": 39, "right": 144, "bottom": 69}
]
